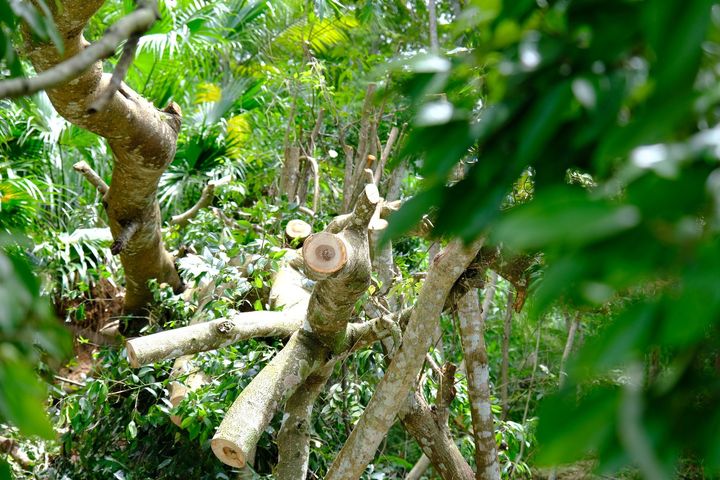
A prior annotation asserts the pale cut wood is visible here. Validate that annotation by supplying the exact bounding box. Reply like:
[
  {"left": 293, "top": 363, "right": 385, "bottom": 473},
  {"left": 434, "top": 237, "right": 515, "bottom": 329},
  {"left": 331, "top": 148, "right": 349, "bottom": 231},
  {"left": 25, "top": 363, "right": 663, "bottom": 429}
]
[
  {"left": 210, "top": 331, "right": 327, "bottom": 468},
  {"left": 285, "top": 219, "right": 312, "bottom": 244},
  {"left": 302, "top": 232, "right": 348, "bottom": 275}
]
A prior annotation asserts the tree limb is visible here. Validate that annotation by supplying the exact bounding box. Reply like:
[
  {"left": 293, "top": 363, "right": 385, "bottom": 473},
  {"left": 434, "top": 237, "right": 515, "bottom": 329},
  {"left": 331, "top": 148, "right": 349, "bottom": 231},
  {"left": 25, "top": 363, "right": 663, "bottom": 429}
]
[
  {"left": 457, "top": 285, "right": 501, "bottom": 480},
  {"left": 87, "top": 32, "right": 140, "bottom": 113},
  {"left": 276, "top": 361, "right": 335, "bottom": 480},
  {"left": 125, "top": 311, "right": 303, "bottom": 367},
  {"left": 325, "top": 237, "right": 484, "bottom": 479},
  {"left": 303, "top": 184, "right": 379, "bottom": 351},
  {"left": 210, "top": 330, "right": 328, "bottom": 468},
  {"left": 2, "top": 3, "right": 157, "bottom": 99},
  {"left": 170, "top": 183, "right": 216, "bottom": 226},
  {"left": 24, "top": 0, "right": 184, "bottom": 320}
]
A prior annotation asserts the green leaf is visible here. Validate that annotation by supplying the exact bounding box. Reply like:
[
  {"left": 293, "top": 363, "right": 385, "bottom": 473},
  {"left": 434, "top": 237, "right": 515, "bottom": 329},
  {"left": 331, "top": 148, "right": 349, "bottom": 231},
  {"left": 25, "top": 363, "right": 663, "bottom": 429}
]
[
  {"left": 382, "top": 187, "right": 441, "bottom": 243},
  {"left": 126, "top": 420, "right": 138, "bottom": 440},
  {"left": 570, "top": 302, "right": 657, "bottom": 378},
  {"left": 536, "top": 387, "right": 620, "bottom": 465},
  {"left": 0, "top": 359, "right": 54, "bottom": 438},
  {"left": 492, "top": 188, "right": 641, "bottom": 251},
  {"left": 0, "top": 459, "right": 12, "bottom": 480}
]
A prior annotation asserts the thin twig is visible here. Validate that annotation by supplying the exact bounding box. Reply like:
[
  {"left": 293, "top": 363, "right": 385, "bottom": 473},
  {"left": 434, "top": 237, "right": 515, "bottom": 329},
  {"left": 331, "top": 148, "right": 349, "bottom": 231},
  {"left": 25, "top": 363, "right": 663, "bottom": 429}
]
[
  {"left": 512, "top": 318, "right": 542, "bottom": 475},
  {"left": 54, "top": 375, "right": 86, "bottom": 387}
]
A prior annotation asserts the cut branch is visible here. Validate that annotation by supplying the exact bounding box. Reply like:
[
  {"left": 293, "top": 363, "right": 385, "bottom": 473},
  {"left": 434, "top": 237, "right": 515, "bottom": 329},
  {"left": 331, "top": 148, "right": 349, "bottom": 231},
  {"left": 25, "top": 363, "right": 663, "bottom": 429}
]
[
  {"left": 110, "top": 220, "right": 140, "bottom": 255},
  {"left": 210, "top": 331, "right": 327, "bottom": 468},
  {"left": 303, "top": 184, "right": 379, "bottom": 351},
  {"left": 73, "top": 160, "right": 109, "bottom": 195},
  {"left": 285, "top": 219, "right": 312, "bottom": 245},
  {"left": 3, "top": 4, "right": 157, "bottom": 99},
  {"left": 126, "top": 311, "right": 302, "bottom": 367}
]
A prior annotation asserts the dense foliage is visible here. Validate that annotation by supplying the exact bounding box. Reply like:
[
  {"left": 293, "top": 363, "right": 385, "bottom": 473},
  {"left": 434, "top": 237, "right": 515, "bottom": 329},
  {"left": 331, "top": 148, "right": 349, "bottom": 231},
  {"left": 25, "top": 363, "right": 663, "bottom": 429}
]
[{"left": 1, "top": 0, "right": 719, "bottom": 479}]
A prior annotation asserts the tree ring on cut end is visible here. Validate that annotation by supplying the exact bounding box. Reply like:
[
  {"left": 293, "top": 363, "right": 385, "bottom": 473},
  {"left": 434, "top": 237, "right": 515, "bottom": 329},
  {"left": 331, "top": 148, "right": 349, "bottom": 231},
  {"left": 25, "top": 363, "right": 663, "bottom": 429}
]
[
  {"left": 303, "top": 232, "right": 347, "bottom": 274},
  {"left": 210, "top": 437, "right": 246, "bottom": 468}
]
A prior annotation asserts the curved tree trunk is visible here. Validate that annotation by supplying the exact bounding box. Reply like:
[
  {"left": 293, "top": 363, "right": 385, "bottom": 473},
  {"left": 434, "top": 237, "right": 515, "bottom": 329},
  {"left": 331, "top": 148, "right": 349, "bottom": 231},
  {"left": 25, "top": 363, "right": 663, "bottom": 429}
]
[{"left": 24, "top": 0, "right": 182, "bottom": 328}]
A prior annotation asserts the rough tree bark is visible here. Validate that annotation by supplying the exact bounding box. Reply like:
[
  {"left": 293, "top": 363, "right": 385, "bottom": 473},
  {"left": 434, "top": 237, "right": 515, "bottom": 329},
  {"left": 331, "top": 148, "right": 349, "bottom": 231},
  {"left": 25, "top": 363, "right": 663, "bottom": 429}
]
[
  {"left": 24, "top": 0, "right": 182, "bottom": 325},
  {"left": 457, "top": 282, "right": 501, "bottom": 480},
  {"left": 399, "top": 365, "right": 474, "bottom": 480}
]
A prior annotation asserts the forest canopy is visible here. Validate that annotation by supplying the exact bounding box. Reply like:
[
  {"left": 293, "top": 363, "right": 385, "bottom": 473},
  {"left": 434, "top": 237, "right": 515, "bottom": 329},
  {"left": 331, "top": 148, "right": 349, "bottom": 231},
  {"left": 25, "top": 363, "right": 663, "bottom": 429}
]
[{"left": 1, "top": 0, "right": 719, "bottom": 479}]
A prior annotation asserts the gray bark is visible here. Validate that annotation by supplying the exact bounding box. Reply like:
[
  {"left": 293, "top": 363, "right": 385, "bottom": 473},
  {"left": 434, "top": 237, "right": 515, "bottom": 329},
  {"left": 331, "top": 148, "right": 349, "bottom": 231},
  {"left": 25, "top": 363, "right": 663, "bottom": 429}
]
[
  {"left": 457, "top": 287, "right": 501, "bottom": 480},
  {"left": 125, "top": 311, "right": 302, "bottom": 367}
]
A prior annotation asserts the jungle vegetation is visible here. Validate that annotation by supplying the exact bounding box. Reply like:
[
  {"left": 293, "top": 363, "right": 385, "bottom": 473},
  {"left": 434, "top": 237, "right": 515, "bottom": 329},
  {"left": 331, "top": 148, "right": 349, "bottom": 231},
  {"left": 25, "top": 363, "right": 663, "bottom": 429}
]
[{"left": 1, "top": 0, "right": 719, "bottom": 479}]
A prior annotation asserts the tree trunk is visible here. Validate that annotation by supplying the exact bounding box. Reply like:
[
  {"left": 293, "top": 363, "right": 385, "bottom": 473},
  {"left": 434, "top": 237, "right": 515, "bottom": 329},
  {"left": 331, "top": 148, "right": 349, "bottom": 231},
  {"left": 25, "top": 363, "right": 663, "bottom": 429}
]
[
  {"left": 24, "top": 1, "right": 182, "bottom": 327},
  {"left": 457, "top": 286, "right": 501, "bottom": 480}
]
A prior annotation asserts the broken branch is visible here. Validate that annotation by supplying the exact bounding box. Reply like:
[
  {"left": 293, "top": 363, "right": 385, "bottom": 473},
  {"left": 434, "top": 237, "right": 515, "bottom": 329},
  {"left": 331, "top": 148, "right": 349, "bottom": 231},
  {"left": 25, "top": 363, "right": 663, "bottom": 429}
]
[
  {"left": 73, "top": 160, "right": 109, "bottom": 195},
  {"left": 110, "top": 220, "right": 140, "bottom": 255}
]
